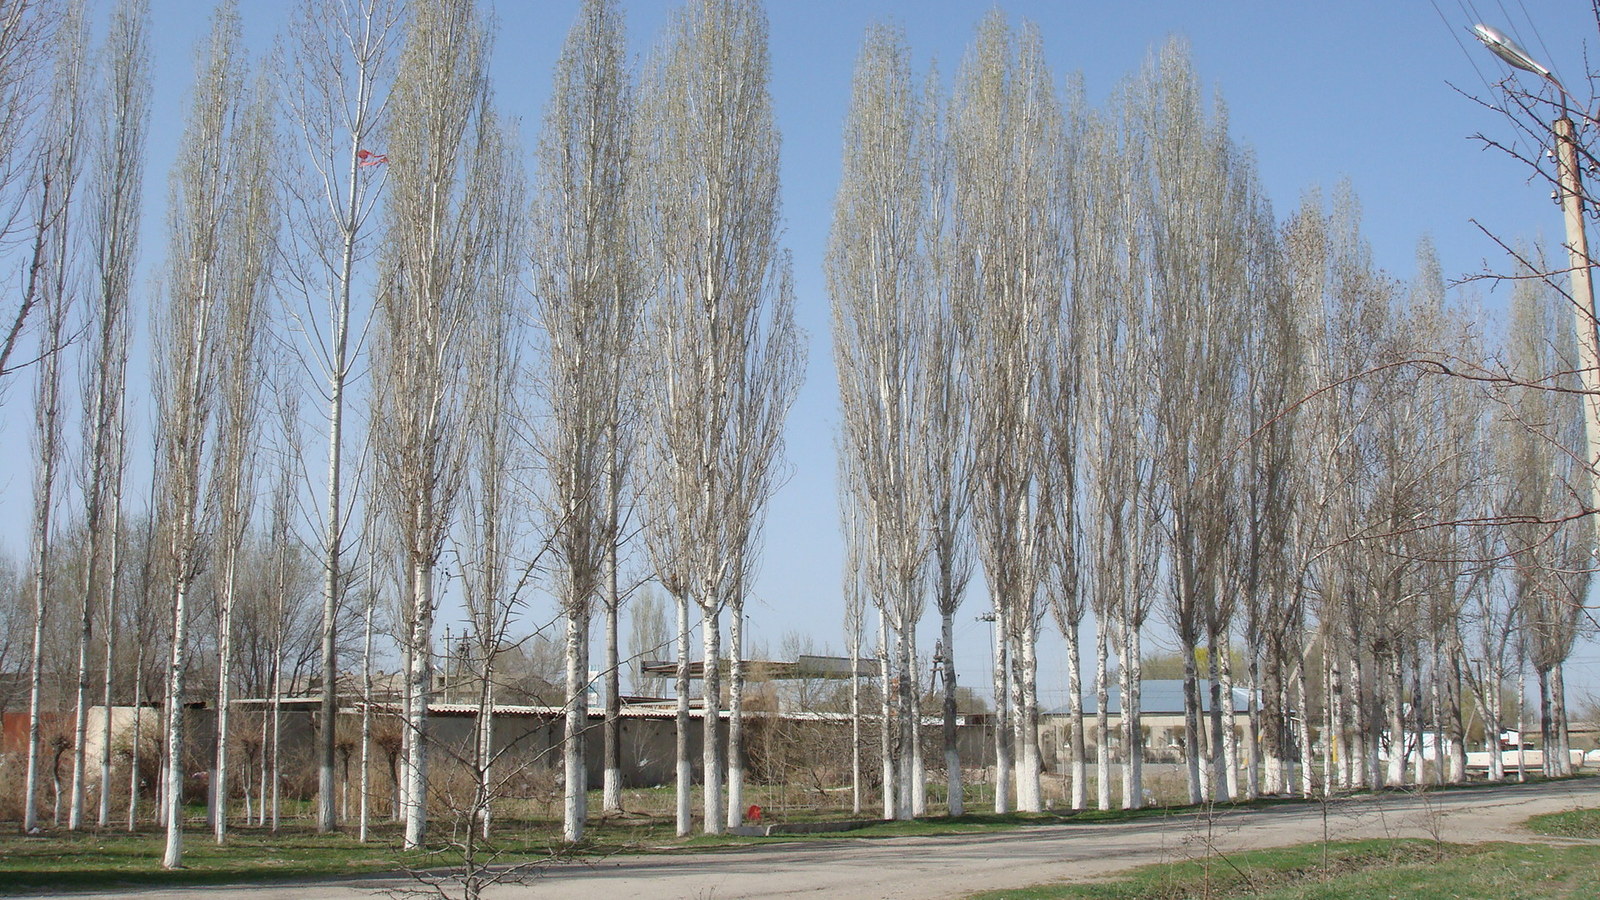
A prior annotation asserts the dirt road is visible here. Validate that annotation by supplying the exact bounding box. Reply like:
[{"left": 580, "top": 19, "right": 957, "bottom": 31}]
[{"left": 53, "top": 779, "right": 1600, "bottom": 899}]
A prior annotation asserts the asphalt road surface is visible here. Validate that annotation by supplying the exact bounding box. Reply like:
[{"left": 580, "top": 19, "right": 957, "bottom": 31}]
[{"left": 53, "top": 779, "right": 1600, "bottom": 900}]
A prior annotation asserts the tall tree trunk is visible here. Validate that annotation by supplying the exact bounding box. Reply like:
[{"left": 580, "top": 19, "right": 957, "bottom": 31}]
[
  {"left": 908, "top": 629, "right": 925, "bottom": 818},
  {"left": 68, "top": 503, "right": 99, "bottom": 831},
  {"left": 1327, "top": 650, "right": 1343, "bottom": 791},
  {"left": 1538, "top": 667, "right": 1553, "bottom": 777},
  {"left": 1446, "top": 649, "right": 1466, "bottom": 783},
  {"left": 162, "top": 575, "right": 194, "bottom": 868},
  {"left": 881, "top": 611, "right": 896, "bottom": 820},
  {"left": 1181, "top": 640, "right": 1203, "bottom": 804},
  {"left": 1553, "top": 664, "right": 1571, "bottom": 776},
  {"left": 1125, "top": 622, "right": 1146, "bottom": 809},
  {"left": 1385, "top": 648, "right": 1406, "bottom": 787},
  {"left": 97, "top": 471, "right": 125, "bottom": 829},
  {"left": 1094, "top": 621, "right": 1110, "bottom": 810},
  {"left": 603, "top": 462, "right": 623, "bottom": 814},
  {"left": 991, "top": 605, "right": 1010, "bottom": 814},
  {"left": 270, "top": 614, "right": 283, "bottom": 831},
  {"left": 1066, "top": 622, "right": 1085, "bottom": 811},
  {"left": 726, "top": 604, "right": 745, "bottom": 828},
  {"left": 128, "top": 640, "right": 144, "bottom": 831},
  {"left": 1517, "top": 657, "right": 1528, "bottom": 782},
  {"left": 358, "top": 585, "right": 374, "bottom": 842},
  {"left": 1220, "top": 641, "right": 1240, "bottom": 800},
  {"left": 477, "top": 664, "right": 494, "bottom": 839},
  {"left": 851, "top": 617, "right": 864, "bottom": 815},
  {"left": 1244, "top": 652, "right": 1261, "bottom": 799},
  {"left": 213, "top": 535, "right": 241, "bottom": 843},
  {"left": 701, "top": 606, "right": 723, "bottom": 835},
  {"left": 1430, "top": 648, "right": 1445, "bottom": 785},
  {"left": 402, "top": 563, "right": 434, "bottom": 850},
  {"left": 1295, "top": 648, "right": 1313, "bottom": 797},
  {"left": 22, "top": 344, "right": 62, "bottom": 835},
  {"left": 896, "top": 611, "right": 915, "bottom": 820},
  {"left": 674, "top": 592, "right": 691, "bottom": 836},
  {"left": 940, "top": 610, "right": 961, "bottom": 816},
  {"left": 1411, "top": 652, "right": 1426, "bottom": 786},
  {"left": 563, "top": 600, "right": 589, "bottom": 842}
]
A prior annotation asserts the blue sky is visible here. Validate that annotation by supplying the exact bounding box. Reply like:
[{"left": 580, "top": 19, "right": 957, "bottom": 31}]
[{"left": 5, "top": 0, "right": 1599, "bottom": 704}]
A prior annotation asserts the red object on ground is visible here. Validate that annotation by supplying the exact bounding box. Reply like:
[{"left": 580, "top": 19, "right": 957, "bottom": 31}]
[{"left": 747, "top": 804, "right": 762, "bottom": 823}]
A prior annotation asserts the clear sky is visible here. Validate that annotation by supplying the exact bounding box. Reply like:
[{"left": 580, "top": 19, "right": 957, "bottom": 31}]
[{"left": 4, "top": 0, "right": 1598, "bottom": 706}]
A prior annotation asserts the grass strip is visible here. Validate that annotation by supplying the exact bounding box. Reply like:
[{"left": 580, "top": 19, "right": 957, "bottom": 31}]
[{"left": 968, "top": 839, "right": 1600, "bottom": 899}]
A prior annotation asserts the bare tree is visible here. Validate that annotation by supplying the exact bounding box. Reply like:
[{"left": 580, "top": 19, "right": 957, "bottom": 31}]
[
  {"left": 207, "top": 73, "right": 278, "bottom": 843},
  {"left": 1131, "top": 40, "right": 1257, "bottom": 803},
  {"left": 1501, "top": 253, "right": 1592, "bottom": 777},
  {"left": 533, "top": 0, "right": 638, "bottom": 839},
  {"left": 829, "top": 22, "right": 933, "bottom": 821},
  {"left": 153, "top": 1, "right": 254, "bottom": 866},
  {"left": 456, "top": 106, "right": 526, "bottom": 841},
  {"left": 371, "top": 0, "right": 491, "bottom": 849},
  {"left": 81, "top": 0, "right": 149, "bottom": 832},
  {"left": 627, "top": 587, "right": 669, "bottom": 696},
  {"left": 279, "top": 0, "right": 401, "bottom": 834},
  {"left": 917, "top": 62, "right": 976, "bottom": 818},
  {"left": 637, "top": 0, "right": 803, "bottom": 836},
  {"left": 20, "top": 0, "right": 85, "bottom": 834},
  {"left": 839, "top": 476, "right": 869, "bottom": 815},
  {"left": 949, "top": 11, "right": 1064, "bottom": 814}
]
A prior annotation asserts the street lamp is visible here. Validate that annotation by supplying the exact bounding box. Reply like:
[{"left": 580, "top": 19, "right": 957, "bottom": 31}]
[{"left": 1474, "top": 23, "right": 1600, "bottom": 535}]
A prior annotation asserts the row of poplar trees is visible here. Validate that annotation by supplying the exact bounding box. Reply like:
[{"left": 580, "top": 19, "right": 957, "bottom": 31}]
[
  {"left": 1, "top": 0, "right": 807, "bottom": 865},
  {"left": 832, "top": 14, "right": 1592, "bottom": 820},
  {"left": 0, "top": 0, "right": 1589, "bottom": 868}
]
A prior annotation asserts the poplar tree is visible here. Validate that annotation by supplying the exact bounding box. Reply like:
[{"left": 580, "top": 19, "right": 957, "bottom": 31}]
[
  {"left": 371, "top": 0, "right": 492, "bottom": 849},
  {"left": 829, "top": 22, "right": 932, "bottom": 821},
  {"left": 637, "top": 0, "right": 803, "bottom": 836},
  {"left": 81, "top": 0, "right": 149, "bottom": 832},
  {"left": 949, "top": 12, "right": 1065, "bottom": 814},
  {"left": 207, "top": 75, "right": 277, "bottom": 843},
  {"left": 533, "top": 0, "right": 638, "bottom": 839},
  {"left": 280, "top": 0, "right": 401, "bottom": 834},
  {"left": 21, "top": 0, "right": 86, "bottom": 833},
  {"left": 154, "top": 1, "right": 254, "bottom": 867}
]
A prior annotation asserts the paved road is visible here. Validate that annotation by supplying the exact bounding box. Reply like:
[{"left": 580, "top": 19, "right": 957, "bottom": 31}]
[{"left": 54, "top": 779, "right": 1600, "bottom": 900}]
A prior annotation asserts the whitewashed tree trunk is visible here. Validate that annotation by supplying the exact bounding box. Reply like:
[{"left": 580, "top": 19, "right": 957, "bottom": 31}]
[
  {"left": 1126, "top": 627, "right": 1145, "bottom": 809},
  {"left": 674, "top": 592, "right": 691, "bottom": 836},
  {"left": 881, "top": 610, "right": 896, "bottom": 820},
  {"left": 358, "top": 578, "right": 375, "bottom": 842},
  {"left": 1066, "top": 623, "right": 1085, "bottom": 811},
  {"left": 562, "top": 606, "right": 589, "bottom": 842},
  {"left": 1220, "top": 644, "right": 1240, "bottom": 800},
  {"left": 700, "top": 607, "right": 723, "bottom": 835},
  {"left": 940, "top": 610, "right": 962, "bottom": 816},
  {"left": 727, "top": 603, "right": 745, "bottom": 828},
  {"left": 991, "top": 606, "right": 1009, "bottom": 814},
  {"left": 403, "top": 564, "right": 434, "bottom": 849},
  {"left": 1094, "top": 622, "right": 1110, "bottom": 811}
]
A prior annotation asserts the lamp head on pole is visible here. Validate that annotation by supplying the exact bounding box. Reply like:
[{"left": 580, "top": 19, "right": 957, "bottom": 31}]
[{"left": 1473, "top": 23, "right": 1556, "bottom": 81}]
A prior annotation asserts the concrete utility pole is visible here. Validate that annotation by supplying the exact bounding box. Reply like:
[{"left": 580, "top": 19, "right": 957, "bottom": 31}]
[{"left": 1475, "top": 23, "right": 1600, "bottom": 539}]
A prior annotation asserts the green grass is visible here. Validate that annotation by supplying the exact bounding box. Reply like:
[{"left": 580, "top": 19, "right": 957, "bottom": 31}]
[
  {"left": 968, "top": 840, "right": 1600, "bottom": 899},
  {"left": 0, "top": 827, "right": 431, "bottom": 892},
  {"left": 1525, "top": 807, "right": 1600, "bottom": 839},
  {"left": 6, "top": 790, "right": 1597, "bottom": 895},
  {"left": 0, "top": 804, "right": 1175, "bottom": 891}
]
